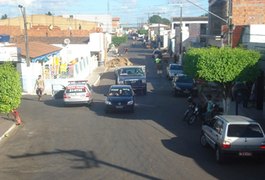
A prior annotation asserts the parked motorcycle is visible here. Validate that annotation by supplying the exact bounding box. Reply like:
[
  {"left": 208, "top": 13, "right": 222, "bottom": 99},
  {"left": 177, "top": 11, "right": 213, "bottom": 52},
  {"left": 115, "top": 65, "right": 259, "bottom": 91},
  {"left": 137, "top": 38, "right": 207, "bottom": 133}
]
[
  {"left": 187, "top": 103, "right": 223, "bottom": 125},
  {"left": 182, "top": 96, "right": 196, "bottom": 122}
]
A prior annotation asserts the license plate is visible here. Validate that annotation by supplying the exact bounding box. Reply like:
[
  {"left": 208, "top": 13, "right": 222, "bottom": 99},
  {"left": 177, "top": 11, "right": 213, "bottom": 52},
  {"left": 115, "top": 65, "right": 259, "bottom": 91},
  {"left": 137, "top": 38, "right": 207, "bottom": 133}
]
[
  {"left": 116, "top": 106, "right": 123, "bottom": 109},
  {"left": 184, "top": 90, "right": 190, "bottom": 93},
  {"left": 239, "top": 152, "right": 252, "bottom": 156}
]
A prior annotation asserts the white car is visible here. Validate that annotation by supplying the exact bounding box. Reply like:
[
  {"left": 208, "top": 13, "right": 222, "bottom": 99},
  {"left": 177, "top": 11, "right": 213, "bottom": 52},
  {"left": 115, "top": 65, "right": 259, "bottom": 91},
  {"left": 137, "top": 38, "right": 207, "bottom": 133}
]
[
  {"left": 166, "top": 63, "right": 183, "bottom": 80},
  {"left": 201, "top": 115, "right": 265, "bottom": 163},
  {"left": 63, "top": 80, "right": 93, "bottom": 106}
]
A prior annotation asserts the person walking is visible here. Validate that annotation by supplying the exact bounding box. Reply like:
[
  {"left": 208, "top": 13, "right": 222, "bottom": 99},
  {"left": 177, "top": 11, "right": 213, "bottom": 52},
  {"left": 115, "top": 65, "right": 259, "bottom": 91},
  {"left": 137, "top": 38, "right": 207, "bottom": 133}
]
[{"left": 35, "top": 75, "right": 45, "bottom": 101}]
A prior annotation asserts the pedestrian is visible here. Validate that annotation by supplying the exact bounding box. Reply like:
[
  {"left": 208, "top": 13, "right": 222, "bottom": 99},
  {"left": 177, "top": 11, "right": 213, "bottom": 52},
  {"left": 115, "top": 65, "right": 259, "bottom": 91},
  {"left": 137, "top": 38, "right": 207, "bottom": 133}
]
[
  {"left": 35, "top": 75, "right": 45, "bottom": 101},
  {"left": 124, "top": 48, "right": 128, "bottom": 54},
  {"left": 205, "top": 95, "right": 214, "bottom": 121}
]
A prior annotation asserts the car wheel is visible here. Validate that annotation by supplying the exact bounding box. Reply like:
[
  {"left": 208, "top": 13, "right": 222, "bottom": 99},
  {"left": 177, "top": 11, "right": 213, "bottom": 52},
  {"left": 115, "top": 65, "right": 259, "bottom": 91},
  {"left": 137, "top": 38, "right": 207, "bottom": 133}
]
[
  {"left": 216, "top": 147, "right": 224, "bottom": 163},
  {"left": 200, "top": 133, "right": 208, "bottom": 147}
]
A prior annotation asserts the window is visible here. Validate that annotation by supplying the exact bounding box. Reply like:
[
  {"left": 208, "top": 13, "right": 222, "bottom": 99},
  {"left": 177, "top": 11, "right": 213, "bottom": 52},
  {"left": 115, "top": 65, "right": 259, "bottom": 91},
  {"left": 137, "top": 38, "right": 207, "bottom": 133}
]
[
  {"left": 213, "top": 120, "right": 223, "bottom": 134},
  {"left": 227, "top": 124, "right": 264, "bottom": 138}
]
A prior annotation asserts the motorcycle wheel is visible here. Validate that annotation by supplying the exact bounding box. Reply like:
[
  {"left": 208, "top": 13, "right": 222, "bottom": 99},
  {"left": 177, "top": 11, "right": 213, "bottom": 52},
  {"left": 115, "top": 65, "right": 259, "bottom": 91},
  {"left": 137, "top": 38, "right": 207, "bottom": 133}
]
[
  {"left": 188, "top": 115, "right": 196, "bottom": 125},
  {"left": 183, "top": 110, "right": 192, "bottom": 121}
]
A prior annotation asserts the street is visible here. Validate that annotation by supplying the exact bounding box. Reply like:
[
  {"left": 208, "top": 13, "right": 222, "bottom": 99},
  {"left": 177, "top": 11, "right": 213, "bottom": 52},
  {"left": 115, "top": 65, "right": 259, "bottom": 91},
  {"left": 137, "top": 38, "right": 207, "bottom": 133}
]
[{"left": 0, "top": 41, "right": 264, "bottom": 180}]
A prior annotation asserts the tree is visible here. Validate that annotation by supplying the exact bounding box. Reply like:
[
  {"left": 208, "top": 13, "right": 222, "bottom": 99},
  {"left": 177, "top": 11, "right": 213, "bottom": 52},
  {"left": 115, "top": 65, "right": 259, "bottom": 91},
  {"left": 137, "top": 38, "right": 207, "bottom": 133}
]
[
  {"left": 46, "top": 11, "right": 53, "bottom": 16},
  {"left": 0, "top": 63, "right": 22, "bottom": 113},
  {"left": 1, "top": 14, "right": 7, "bottom": 19},
  {"left": 111, "top": 35, "right": 128, "bottom": 47},
  {"left": 137, "top": 29, "right": 148, "bottom": 36},
  {"left": 149, "top": 15, "right": 171, "bottom": 25},
  {"left": 183, "top": 47, "right": 261, "bottom": 113}
]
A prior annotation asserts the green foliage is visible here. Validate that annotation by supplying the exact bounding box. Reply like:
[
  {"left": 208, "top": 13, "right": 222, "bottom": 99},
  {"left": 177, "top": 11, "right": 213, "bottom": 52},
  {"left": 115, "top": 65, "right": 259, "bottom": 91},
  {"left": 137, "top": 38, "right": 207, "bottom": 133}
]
[
  {"left": 183, "top": 47, "right": 261, "bottom": 83},
  {"left": 1, "top": 14, "right": 7, "bottom": 19},
  {"left": 149, "top": 15, "right": 171, "bottom": 25},
  {"left": 111, "top": 35, "right": 128, "bottom": 47},
  {"left": 0, "top": 63, "right": 22, "bottom": 113},
  {"left": 46, "top": 11, "right": 53, "bottom": 16},
  {"left": 137, "top": 29, "right": 148, "bottom": 36}
]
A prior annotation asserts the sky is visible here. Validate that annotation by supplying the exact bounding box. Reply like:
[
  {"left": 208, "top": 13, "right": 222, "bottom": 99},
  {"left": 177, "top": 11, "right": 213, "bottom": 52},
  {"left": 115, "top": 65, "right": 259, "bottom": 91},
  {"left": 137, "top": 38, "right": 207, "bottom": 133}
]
[{"left": 0, "top": 0, "right": 208, "bottom": 26}]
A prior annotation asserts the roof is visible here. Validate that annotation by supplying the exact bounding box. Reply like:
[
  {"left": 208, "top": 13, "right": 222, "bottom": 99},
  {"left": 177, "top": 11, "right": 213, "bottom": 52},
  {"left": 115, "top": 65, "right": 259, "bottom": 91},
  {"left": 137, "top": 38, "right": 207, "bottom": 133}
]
[
  {"left": 16, "top": 41, "right": 62, "bottom": 59},
  {"left": 172, "top": 16, "right": 208, "bottom": 22},
  {"left": 218, "top": 115, "right": 256, "bottom": 123},
  {"left": 110, "top": 85, "right": 132, "bottom": 88}
]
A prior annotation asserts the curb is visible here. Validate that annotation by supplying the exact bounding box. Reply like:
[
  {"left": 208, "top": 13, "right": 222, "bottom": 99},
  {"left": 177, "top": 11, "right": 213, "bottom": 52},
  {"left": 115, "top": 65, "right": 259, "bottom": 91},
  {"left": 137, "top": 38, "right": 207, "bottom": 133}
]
[
  {"left": 93, "top": 67, "right": 108, "bottom": 86},
  {"left": 0, "top": 123, "right": 16, "bottom": 142}
]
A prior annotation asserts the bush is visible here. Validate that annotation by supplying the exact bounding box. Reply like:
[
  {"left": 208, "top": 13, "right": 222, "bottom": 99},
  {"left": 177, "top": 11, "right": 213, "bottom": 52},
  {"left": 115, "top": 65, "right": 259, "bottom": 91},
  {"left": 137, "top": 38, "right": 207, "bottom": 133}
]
[{"left": 0, "top": 63, "right": 22, "bottom": 113}]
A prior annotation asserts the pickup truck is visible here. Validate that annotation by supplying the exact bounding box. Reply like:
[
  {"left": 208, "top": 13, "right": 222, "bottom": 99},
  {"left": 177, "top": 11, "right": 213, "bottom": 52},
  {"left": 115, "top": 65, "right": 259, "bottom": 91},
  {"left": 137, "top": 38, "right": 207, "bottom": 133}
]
[{"left": 114, "top": 66, "right": 147, "bottom": 95}]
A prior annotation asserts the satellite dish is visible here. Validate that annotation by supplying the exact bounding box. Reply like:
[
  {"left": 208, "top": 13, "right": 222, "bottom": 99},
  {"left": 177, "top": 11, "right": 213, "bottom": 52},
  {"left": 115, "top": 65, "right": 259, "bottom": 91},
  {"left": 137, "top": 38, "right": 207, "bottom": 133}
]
[{"left": 64, "top": 38, "right": 70, "bottom": 45}]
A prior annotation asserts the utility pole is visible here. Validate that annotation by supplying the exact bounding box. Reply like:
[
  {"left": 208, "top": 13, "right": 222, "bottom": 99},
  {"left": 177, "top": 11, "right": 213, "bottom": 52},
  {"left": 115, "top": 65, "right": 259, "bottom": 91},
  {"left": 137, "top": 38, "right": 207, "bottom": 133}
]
[
  {"left": 227, "top": 0, "right": 233, "bottom": 47},
  {"left": 18, "top": 5, "right": 30, "bottom": 67},
  {"left": 179, "top": 1, "right": 183, "bottom": 64}
]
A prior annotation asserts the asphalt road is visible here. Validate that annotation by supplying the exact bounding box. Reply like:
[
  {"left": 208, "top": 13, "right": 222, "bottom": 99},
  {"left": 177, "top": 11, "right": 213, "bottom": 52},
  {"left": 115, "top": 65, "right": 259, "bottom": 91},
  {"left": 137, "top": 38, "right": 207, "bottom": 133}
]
[{"left": 0, "top": 41, "right": 264, "bottom": 180}]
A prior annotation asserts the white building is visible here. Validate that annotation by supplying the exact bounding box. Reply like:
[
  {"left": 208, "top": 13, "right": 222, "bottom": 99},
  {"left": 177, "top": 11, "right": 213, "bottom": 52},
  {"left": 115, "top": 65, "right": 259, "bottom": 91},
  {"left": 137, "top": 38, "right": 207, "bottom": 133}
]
[{"left": 171, "top": 16, "right": 208, "bottom": 55}]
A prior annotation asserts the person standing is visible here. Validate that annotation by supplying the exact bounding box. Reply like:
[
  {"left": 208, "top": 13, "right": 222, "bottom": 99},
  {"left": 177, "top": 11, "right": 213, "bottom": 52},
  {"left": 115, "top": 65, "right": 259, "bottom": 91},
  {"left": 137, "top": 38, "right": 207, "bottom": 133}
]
[{"left": 35, "top": 75, "right": 45, "bottom": 101}]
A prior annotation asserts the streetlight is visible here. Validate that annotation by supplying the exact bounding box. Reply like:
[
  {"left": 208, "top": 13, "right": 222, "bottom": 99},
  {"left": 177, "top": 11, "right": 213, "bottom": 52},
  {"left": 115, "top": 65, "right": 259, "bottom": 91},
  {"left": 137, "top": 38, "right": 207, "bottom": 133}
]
[{"left": 18, "top": 5, "right": 30, "bottom": 66}]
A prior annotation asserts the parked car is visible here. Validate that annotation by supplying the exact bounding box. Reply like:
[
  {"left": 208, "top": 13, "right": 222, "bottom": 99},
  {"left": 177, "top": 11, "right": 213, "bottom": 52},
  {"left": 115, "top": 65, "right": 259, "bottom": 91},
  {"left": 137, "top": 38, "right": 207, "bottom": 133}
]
[
  {"left": 114, "top": 66, "right": 147, "bottom": 95},
  {"left": 104, "top": 85, "right": 135, "bottom": 113},
  {"left": 166, "top": 63, "right": 183, "bottom": 80},
  {"left": 200, "top": 115, "right": 265, "bottom": 163},
  {"left": 63, "top": 80, "right": 93, "bottom": 106},
  {"left": 172, "top": 74, "right": 197, "bottom": 96}
]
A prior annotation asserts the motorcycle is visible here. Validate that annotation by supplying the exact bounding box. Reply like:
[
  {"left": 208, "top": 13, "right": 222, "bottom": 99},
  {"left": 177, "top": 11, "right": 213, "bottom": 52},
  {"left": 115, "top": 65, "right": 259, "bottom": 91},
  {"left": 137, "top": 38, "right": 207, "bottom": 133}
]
[
  {"left": 182, "top": 96, "right": 196, "bottom": 122},
  {"left": 187, "top": 103, "right": 223, "bottom": 125}
]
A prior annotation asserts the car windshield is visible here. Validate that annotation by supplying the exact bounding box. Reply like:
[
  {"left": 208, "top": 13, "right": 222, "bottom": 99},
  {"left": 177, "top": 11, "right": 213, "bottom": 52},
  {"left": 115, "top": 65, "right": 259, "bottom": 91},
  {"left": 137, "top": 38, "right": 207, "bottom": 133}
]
[
  {"left": 108, "top": 87, "right": 132, "bottom": 97},
  {"left": 120, "top": 68, "right": 144, "bottom": 76},
  {"left": 227, "top": 124, "right": 264, "bottom": 137},
  {"left": 170, "top": 65, "right": 183, "bottom": 70},
  {"left": 176, "top": 76, "right": 193, "bottom": 83}
]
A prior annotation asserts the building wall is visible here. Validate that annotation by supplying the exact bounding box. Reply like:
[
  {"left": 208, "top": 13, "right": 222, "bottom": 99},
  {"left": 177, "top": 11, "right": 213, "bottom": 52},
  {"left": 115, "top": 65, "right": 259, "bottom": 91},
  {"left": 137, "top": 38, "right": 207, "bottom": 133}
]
[
  {"left": 233, "top": 0, "right": 265, "bottom": 25},
  {"left": 0, "top": 15, "right": 99, "bottom": 36}
]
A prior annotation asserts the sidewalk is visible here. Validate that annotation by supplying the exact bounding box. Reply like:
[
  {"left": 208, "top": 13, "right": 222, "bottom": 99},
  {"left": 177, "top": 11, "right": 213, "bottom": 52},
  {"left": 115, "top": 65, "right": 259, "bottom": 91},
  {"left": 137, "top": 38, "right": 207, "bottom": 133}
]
[
  {"left": 0, "top": 65, "right": 107, "bottom": 143},
  {"left": 200, "top": 87, "right": 265, "bottom": 129}
]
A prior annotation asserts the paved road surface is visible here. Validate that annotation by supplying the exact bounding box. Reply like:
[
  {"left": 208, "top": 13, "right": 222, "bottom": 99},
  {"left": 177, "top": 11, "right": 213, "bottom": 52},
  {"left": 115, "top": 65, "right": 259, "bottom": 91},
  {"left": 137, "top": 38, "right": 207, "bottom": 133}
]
[{"left": 0, "top": 41, "right": 264, "bottom": 180}]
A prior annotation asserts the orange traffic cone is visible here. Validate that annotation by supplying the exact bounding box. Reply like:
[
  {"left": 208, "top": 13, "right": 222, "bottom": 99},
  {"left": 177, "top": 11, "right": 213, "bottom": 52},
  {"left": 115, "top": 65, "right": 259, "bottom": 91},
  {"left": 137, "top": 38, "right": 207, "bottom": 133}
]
[{"left": 11, "top": 109, "right": 22, "bottom": 125}]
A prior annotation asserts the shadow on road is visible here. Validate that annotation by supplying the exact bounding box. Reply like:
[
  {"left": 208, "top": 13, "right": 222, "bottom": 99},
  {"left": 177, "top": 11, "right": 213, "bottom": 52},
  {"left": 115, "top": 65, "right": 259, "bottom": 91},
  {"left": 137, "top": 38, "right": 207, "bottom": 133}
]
[{"left": 8, "top": 149, "right": 161, "bottom": 180}]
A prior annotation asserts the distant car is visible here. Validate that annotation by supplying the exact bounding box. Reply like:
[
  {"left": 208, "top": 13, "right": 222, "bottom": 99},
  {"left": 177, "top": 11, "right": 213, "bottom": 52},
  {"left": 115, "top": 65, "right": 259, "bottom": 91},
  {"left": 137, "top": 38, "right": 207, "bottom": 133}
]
[
  {"left": 63, "top": 80, "right": 93, "bottom": 106},
  {"left": 200, "top": 115, "right": 265, "bottom": 163},
  {"left": 166, "top": 63, "right": 183, "bottom": 80},
  {"left": 114, "top": 66, "right": 147, "bottom": 95},
  {"left": 172, "top": 74, "right": 197, "bottom": 96},
  {"left": 105, "top": 85, "right": 135, "bottom": 113}
]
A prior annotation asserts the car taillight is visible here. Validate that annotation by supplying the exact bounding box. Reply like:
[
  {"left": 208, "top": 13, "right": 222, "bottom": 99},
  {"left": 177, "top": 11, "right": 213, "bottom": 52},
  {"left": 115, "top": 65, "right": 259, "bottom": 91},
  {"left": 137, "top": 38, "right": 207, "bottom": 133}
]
[
  {"left": 63, "top": 94, "right": 70, "bottom": 98},
  {"left": 86, "top": 92, "right": 91, "bottom": 97},
  {"left": 260, "top": 144, "right": 265, "bottom": 149},
  {"left": 222, "top": 141, "right": 231, "bottom": 149}
]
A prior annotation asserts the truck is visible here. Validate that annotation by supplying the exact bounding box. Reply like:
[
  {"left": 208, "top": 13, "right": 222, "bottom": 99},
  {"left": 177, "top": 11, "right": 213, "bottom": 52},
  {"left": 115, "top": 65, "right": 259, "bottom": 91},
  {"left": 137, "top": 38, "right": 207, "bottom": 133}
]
[{"left": 114, "top": 66, "right": 147, "bottom": 95}]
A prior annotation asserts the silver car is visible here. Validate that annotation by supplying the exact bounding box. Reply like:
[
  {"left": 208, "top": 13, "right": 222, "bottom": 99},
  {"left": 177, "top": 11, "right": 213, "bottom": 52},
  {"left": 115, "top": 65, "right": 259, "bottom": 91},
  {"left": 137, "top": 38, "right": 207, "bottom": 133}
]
[
  {"left": 63, "top": 80, "right": 93, "bottom": 106},
  {"left": 200, "top": 115, "right": 265, "bottom": 163},
  {"left": 166, "top": 63, "right": 183, "bottom": 80}
]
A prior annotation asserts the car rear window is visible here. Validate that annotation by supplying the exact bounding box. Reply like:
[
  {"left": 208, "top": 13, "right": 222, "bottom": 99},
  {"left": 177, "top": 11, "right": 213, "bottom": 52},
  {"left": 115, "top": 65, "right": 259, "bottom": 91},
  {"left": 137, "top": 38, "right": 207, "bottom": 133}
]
[
  {"left": 227, "top": 124, "right": 264, "bottom": 138},
  {"left": 170, "top": 65, "right": 182, "bottom": 70},
  {"left": 176, "top": 76, "right": 193, "bottom": 83}
]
